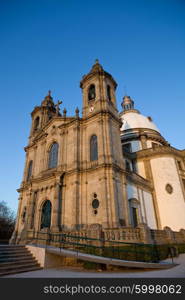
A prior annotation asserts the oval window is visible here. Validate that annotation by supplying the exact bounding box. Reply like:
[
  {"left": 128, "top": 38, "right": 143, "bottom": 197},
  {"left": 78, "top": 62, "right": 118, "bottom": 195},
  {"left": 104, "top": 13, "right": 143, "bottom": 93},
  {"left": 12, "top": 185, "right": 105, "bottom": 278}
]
[
  {"left": 166, "top": 184, "right": 173, "bottom": 194},
  {"left": 92, "top": 199, "right": 99, "bottom": 209}
]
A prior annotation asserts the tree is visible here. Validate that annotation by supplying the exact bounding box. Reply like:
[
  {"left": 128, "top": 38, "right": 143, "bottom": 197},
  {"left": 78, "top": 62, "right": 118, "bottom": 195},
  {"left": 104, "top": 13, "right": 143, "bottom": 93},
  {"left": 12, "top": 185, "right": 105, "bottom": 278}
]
[{"left": 0, "top": 201, "right": 16, "bottom": 242}]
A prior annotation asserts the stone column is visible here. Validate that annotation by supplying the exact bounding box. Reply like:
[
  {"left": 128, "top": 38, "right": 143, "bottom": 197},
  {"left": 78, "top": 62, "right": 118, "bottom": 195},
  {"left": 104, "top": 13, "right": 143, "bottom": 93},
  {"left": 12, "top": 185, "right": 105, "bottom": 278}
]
[
  {"left": 51, "top": 183, "right": 61, "bottom": 232},
  {"left": 108, "top": 171, "right": 120, "bottom": 228},
  {"left": 122, "top": 182, "right": 131, "bottom": 226},
  {"left": 27, "top": 191, "right": 37, "bottom": 230},
  {"left": 98, "top": 118, "right": 106, "bottom": 164},
  {"left": 143, "top": 159, "right": 162, "bottom": 230},
  {"left": 9, "top": 196, "right": 22, "bottom": 244},
  {"left": 22, "top": 153, "right": 29, "bottom": 182},
  {"left": 32, "top": 145, "right": 37, "bottom": 176},
  {"left": 138, "top": 223, "right": 152, "bottom": 244},
  {"left": 140, "top": 134, "right": 147, "bottom": 150},
  {"left": 41, "top": 141, "right": 47, "bottom": 171},
  {"left": 105, "top": 116, "right": 113, "bottom": 164}
]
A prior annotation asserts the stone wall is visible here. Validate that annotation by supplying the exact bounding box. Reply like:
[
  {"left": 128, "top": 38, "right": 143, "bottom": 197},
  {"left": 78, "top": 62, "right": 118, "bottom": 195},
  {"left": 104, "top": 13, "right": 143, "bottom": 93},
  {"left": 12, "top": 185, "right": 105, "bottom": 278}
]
[{"left": 24, "top": 225, "right": 185, "bottom": 247}]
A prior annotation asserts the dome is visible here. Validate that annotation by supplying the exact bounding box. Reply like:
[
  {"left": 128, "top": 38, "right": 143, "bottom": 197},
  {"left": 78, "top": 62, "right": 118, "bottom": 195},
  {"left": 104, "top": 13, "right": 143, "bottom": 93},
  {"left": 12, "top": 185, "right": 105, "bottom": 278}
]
[{"left": 120, "top": 111, "right": 160, "bottom": 133}]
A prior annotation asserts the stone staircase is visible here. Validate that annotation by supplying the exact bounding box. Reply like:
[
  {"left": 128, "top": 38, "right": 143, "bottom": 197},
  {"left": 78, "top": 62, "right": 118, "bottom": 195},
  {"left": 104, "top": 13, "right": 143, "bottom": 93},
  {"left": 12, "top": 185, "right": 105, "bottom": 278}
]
[{"left": 0, "top": 245, "right": 42, "bottom": 276}]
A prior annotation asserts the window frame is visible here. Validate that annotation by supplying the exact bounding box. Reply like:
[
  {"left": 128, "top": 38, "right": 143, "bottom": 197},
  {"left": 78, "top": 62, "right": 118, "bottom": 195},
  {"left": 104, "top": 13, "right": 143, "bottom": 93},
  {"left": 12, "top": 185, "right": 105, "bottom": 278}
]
[
  {"left": 90, "top": 135, "right": 98, "bottom": 161},
  {"left": 27, "top": 160, "right": 33, "bottom": 181},
  {"left": 34, "top": 116, "right": 40, "bottom": 131},
  {"left": 48, "top": 142, "right": 59, "bottom": 169},
  {"left": 40, "top": 200, "right": 52, "bottom": 229}
]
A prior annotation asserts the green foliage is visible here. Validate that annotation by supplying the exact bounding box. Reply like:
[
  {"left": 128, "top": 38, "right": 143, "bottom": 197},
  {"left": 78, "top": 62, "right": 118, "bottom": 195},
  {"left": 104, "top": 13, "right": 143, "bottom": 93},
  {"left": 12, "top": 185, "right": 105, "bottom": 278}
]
[
  {"left": 83, "top": 261, "right": 101, "bottom": 270},
  {"left": 67, "top": 241, "right": 185, "bottom": 263},
  {"left": 0, "top": 201, "right": 16, "bottom": 241}
]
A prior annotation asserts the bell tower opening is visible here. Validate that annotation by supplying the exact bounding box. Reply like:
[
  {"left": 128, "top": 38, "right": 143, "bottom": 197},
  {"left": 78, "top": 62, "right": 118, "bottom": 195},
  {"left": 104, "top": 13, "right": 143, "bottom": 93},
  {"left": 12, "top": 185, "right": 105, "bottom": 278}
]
[
  {"left": 80, "top": 59, "right": 118, "bottom": 118},
  {"left": 88, "top": 84, "right": 96, "bottom": 101}
]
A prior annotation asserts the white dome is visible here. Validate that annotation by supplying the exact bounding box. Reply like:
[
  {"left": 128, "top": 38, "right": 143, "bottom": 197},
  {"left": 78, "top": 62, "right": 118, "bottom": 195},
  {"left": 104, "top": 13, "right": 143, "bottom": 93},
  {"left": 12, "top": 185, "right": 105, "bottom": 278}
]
[{"left": 120, "top": 111, "right": 160, "bottom": 133}]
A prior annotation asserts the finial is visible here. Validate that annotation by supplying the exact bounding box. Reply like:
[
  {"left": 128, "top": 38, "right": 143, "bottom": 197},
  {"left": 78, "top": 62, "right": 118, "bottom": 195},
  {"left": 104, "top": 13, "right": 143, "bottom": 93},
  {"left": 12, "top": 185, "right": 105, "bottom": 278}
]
[
  {"left": 48, "top": 90, "right": 51, "bottom": 96},
  {"left": 55, "top": 100, "right": 62, "bottom": 116},
  {"left": 88, "top": 58, "right": 103, "bottom": 75},
  {"left": 75, "top": 107, "right": 79, "bottom": 117},
  {"left": 63, "top": 108, "right": 67, "bottom": 117}
]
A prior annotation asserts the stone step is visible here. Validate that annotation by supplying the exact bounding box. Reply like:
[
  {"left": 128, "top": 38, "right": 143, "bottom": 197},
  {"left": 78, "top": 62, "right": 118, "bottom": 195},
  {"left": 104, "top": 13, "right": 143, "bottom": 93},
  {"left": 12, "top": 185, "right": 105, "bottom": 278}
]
[
  {"left": 0, "top": 244, "right": 25, "bottom": 248},
  {"left": 0, "top": 246, "right": 25, "bottom": 250},
  {"left": 0, "top": 248, "right": 26, "bottom": 252},
  {"left": 0, "top": 261, "right": 40, "bottom": 271},
  {"left": 0, "top": 266, "right": 43, "bottom": 277},
  {"left": 0, "top": 259, "right": 38, "bottom": 267},
  {"left": 0, "top": 249, "right": 32, "bottom": 255},
  {"left": 0, "top": 245, "right": 26, "bottom": 248},
  {"left": 0, "top": 255, "right": 34, "bottom": 263},
  {"left": 0, "top": 245, "right": 42, "bottom": 276},
  {"left": 0, "top": 251, "right": 29, "bottom": 257},
  {"left": 0, "top": 253, "right": 33, "bottom": 259}
]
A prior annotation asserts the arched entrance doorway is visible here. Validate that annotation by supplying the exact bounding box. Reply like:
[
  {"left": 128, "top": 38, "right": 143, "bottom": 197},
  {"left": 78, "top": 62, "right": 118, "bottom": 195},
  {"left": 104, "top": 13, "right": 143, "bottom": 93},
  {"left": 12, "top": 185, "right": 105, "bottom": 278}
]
[{"left": 40, "top": 200, "right": 52, "bottom": 229}]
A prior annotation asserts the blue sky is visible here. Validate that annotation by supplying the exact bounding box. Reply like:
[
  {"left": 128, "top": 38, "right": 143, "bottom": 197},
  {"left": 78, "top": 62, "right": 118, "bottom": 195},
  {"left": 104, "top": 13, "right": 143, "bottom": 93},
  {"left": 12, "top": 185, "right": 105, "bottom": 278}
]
[{"left": 0, "top": 0, "right": 185, "bottom": 213}]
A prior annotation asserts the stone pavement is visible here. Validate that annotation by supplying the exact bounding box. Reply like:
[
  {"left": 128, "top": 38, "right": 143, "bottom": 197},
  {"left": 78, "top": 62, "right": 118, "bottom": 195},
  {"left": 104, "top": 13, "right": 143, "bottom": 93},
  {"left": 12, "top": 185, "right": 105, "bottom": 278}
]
[{"left": 3, "top": 254, "right": 185, "bottom": 278}]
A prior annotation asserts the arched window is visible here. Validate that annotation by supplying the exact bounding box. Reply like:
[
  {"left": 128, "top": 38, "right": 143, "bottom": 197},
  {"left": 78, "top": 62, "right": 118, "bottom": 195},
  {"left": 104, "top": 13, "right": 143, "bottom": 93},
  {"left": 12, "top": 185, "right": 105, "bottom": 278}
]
[
  {"left": 40, "top": 200, "right": 52, "bottom": 229},
  {"left": 34, "top": 116, "right": 40, "bottom": 131},
  {"left": 48, "top": 142, "right": 59, "bottom": 169},
  {"left": 27, "top": 160, "right": 33, "bottom": 181},
  {"left": 88, "top": 84, "right": 96, "bottom": 101},
  {"left": 107, "top": 85, "right": 111, "bottom": 101},
  {"left": 90, "top": 135, "right": 98, "bottom": 161}
]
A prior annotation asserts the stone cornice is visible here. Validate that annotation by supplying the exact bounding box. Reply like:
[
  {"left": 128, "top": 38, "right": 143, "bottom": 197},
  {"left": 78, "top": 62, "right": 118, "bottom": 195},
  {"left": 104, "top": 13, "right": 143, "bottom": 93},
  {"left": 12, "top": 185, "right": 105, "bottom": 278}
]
[
  {"left": 19, "top": 160, "right": 151, "bottom": 188},
  {"left": 121, "top": 127, "right": 166, "bottom": 140},
  {"left": 80, "top": 70, "right": 117, "bottom": 89},
  {"left": 136, "top": 145, "right": 185, "bottom": 160},
  {"left": 81, "top": 110, "right": 121, "bottom": 126},
  {"left": 32, "top": 132, "right": 48, "bottom": 144},
  {"left": 126, "top": 172, "right": 152, "bottom": 190},
  {"left": 25, "top": 132, "right": 48, "bottom": 151},
  {"left": 58, "top": 117, "right": 81, "bottom": 129},
  {"left": 25, "top": 110, "right": 121, "bottom": 150},
  {"left": 120, "top": 109, "right": 140, "bottom": 115},
  {"left": 31, "top": 106, "right": 41, "bottom": 117},
  {"left": 43, "top": 116, "right": 76, "bottom": 130}
]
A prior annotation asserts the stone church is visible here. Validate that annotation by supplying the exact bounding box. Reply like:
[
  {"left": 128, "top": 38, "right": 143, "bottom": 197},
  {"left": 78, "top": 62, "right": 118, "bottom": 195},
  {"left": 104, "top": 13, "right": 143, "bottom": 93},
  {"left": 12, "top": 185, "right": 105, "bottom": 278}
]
[{"left": 11, "top": 60, "right": 185, "bottom": 244}]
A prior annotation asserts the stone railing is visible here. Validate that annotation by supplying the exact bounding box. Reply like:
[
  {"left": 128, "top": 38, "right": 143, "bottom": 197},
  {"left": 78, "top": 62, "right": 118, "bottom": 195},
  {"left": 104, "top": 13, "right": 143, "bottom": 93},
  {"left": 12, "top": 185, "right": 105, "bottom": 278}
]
[
  {"left": 103, "top": 228, "right": 141, "bottom": 243},
  {"left": 25, "top": 225, "right": 185, "bottom": 247},
  {"left": 151, "top": 227, "right": 185, "bottom": 245}
]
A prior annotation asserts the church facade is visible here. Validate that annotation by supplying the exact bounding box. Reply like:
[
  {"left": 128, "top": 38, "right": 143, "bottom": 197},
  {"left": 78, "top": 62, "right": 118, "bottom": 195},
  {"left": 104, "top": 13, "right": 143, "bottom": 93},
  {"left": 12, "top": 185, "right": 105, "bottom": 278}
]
[{"left": 11, "top": 60, "right": 185, "bottom": 245}]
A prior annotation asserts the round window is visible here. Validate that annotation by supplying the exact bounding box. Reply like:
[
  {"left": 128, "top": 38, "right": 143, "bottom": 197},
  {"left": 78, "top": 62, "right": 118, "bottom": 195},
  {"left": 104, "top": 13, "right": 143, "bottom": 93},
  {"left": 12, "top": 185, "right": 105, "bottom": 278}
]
[
  {"left": 166, "top": 184, "right": 173, "bottom": 194},
  {"left": 92, "top": 199, "right": 99, "bottom": 209}
]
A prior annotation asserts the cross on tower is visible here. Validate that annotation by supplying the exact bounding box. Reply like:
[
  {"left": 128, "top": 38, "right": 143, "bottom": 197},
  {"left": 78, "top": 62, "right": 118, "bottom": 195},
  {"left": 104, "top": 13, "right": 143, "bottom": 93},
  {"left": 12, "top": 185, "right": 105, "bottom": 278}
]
[{"left": 55, "top": 100, "right": 63, "bottom": 115}]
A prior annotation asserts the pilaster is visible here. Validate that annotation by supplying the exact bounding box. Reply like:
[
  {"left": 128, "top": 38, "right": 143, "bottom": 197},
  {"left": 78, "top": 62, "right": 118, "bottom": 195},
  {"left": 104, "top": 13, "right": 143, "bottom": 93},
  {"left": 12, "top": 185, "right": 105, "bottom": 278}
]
[{"left": 51, "top": 182, "right": 61, "bottom": 232}]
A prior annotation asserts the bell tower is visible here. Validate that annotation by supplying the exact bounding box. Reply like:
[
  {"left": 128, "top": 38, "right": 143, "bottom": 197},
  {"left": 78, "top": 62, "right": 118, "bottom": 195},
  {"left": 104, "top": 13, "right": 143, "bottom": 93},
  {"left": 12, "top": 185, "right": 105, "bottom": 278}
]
[
  {"left": 80, "top": 59, "right": 118, "bottom": 118},
  {"left": 29, "top": 91, "right": 57, "bottom": 142},
  {"left": 78, "top": 60, "right": 128, "bottom": 228}
]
